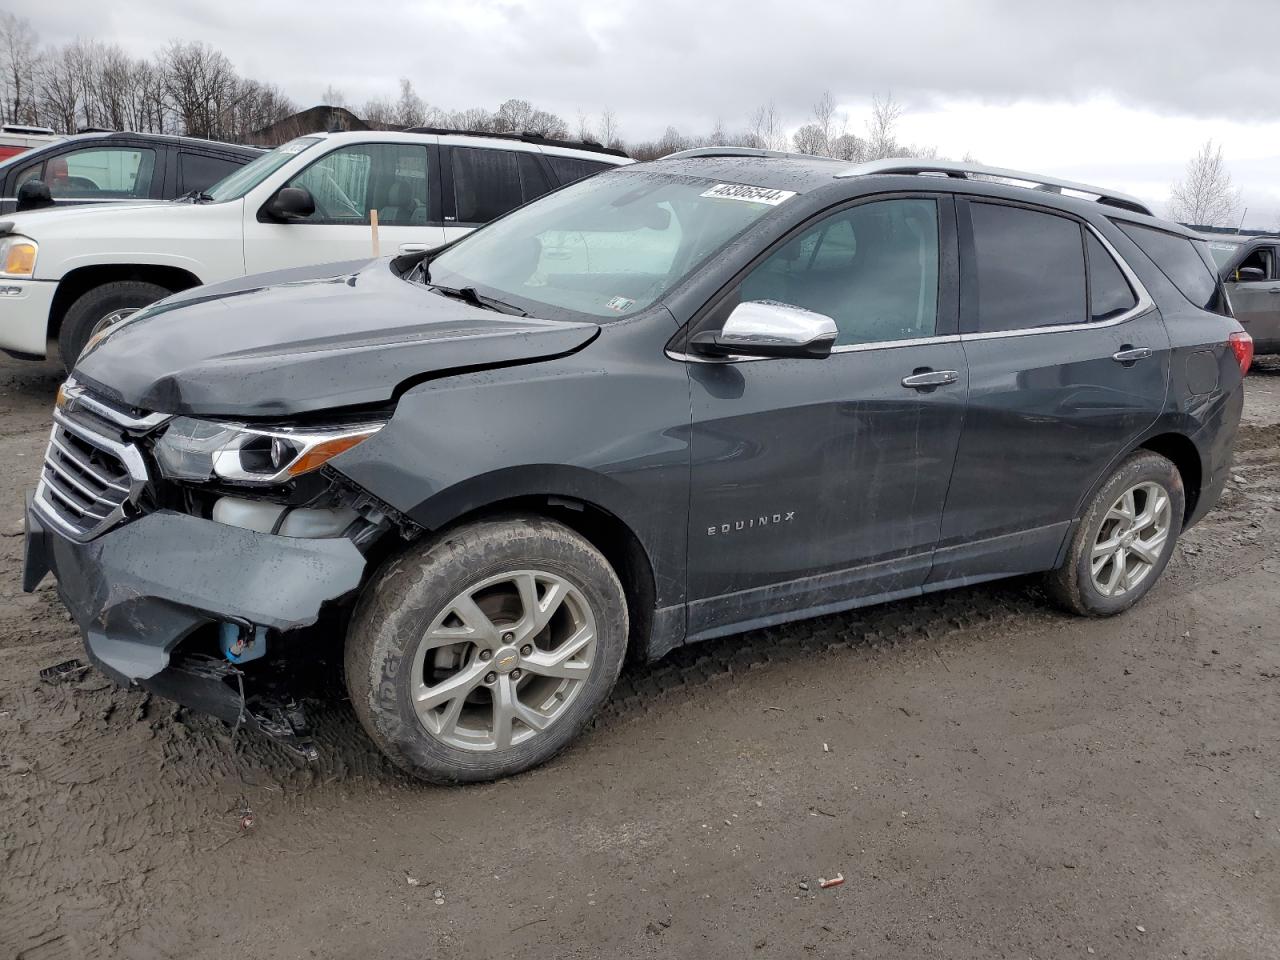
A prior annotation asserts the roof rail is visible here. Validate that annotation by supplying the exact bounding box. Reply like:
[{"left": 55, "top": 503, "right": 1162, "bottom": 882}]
[
  {"left": 662, "top": 146, "right": 839, "bottom": 162},
  {"left": 403, "top": 127, "right": 629, "bottom": 158},
  {"left": 837, "top": 158, "right": 1152, "bottom": 216}
]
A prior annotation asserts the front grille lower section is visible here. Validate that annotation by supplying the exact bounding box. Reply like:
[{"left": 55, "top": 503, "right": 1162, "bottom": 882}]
[{"left": 35, "top": 405, "right": 152, "bottom": 542}]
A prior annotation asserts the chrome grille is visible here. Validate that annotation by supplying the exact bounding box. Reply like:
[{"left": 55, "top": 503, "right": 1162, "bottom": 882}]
[{"left": 34, "top": 388, "right": 157, "bottom": 542}]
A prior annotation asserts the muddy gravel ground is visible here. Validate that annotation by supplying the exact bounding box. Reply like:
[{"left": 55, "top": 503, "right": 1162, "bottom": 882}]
[{"left": 2, "top": 355, "right": 1279, "bottom": 960}]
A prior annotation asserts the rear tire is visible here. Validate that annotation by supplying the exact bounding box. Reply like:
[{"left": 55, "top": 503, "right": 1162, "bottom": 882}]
[
  {"left": 1046, "top": 450, "right": 1184, "bottom": 616},
  {"left": 345, "top": 516, "right": 629, "bottom": 783},
  {"left": 58, "top": 280, "right": 172, "bottom": 371}
]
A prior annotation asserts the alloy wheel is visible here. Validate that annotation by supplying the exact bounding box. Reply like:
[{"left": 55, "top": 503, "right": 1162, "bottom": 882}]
[
  {"left": 1089, "top": 481, "right": 1172, "bottom": 598},
  {"left": 409, "top": 569, "right": 597, "bottom": 751}
]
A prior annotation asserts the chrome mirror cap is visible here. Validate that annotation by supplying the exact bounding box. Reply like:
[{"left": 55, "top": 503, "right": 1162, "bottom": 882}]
[{"left": 691, "top": 300, "right": 839, "bottom": 359}]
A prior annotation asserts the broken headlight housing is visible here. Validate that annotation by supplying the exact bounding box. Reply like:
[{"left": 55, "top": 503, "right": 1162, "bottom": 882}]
[{"left": 154, "top": 416, "right": 384, "bottom": 485}]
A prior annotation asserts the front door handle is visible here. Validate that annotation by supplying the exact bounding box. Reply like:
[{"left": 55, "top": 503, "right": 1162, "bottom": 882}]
[
  {"left": 901, "top": 369, "right": 959, "bottom": 390},
  {"left": 1112, "top": 347, "right": 1153, "bottom": 364}
]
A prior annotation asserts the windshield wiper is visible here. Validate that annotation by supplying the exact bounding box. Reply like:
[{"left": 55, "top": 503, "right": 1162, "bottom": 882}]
[
  {"left": 175, "top": 190, "right": 216, "bottom": 203},
  {"left": 429, "top": 284, "right": 527, "bottom": 317}
]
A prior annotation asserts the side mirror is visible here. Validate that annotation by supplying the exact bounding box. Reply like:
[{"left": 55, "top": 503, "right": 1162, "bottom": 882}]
[
  {"left": 263, "top": 186, "right": 315, "bottom": 221},
  {"left": 16, "top": 180, "right": 53, "bottom": 212},
  {"left": 690, "top": 300, "right": 838, "bottom": 359},
  {"left": 1235, "top": 266, "right": 1266, "bottom": 283}
]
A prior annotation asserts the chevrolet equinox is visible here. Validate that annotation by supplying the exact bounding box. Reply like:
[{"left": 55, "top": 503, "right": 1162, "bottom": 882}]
[{"left": 24, "top": 150, "right": 1250, "bottom": 782}]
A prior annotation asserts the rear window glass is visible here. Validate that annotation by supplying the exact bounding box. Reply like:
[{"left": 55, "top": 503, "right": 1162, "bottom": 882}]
[
  {"left": 970, "top": 202, "right": 1086, "bottom": 332},
  {"left": 452, "top": 147, "right": 525, "bottom": 224},
  {"left": 1117, "top": 222, "right": 1223, "bottom": 313},
  {"left": 179, "top": 153, "right": 243, "bottom": 194},
  {"left": 1085, "top": 232, "right": 1137, "bottom": 321},
  {"left": 545, "top": 155, "right": 611, "bottom": 186}
]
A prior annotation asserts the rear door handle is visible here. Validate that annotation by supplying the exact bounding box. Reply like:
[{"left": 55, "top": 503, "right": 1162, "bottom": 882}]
[
  {"left": 1112, "top": 347, "right": 1153, "bottom": 363},
  {"left": 901, "top": 369, "right": 959, "bottom": 389}
]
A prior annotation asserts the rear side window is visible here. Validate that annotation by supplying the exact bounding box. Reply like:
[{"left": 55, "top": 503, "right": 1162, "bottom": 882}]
[
  {"left": 1085, "top": 232, "right": 1137, "bottom": 321},
  {"left": 179, "top": 152, "right": 242, "bottom": 194},
  {"left": 544, "top": 155, "right": 611, "bottom": 186},
  {"left": 452, "top": 147, "right": 547, "bottom": 224},
  {"left": 969, "top": 202, "right": 1085, "bottom": 332},
  {"left": 1117, "top": 222, "right": 1222, "bottom": 313}
]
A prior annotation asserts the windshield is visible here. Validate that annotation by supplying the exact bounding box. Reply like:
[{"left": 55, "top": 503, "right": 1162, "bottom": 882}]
[
  {"left": 1206, "top": 240, "right": 1242, "bottom": 268},
  {"left": 201, "top": 137, "right": 320, "bottom": 202},
  {"left": 425, "top": 170, "right": 788, "bottom": 318}
]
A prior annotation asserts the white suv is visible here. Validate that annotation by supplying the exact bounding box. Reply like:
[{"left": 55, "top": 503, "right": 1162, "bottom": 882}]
[{"left": 0, "top": 129, "right": 630, "bottom": 365}]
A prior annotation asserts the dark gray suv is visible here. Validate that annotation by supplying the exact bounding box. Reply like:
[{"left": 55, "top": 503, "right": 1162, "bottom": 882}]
[{"left": 23, "top": 151, "right": 1249, "bottom": 782}]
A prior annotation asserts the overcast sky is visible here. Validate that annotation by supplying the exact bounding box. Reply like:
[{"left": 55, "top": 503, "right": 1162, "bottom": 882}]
[{"left": 30, "top": 0, "right": 1280, "bottom": 225}]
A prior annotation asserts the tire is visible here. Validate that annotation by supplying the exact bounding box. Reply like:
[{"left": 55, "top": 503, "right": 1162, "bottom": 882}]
[
  {"left": 345, "top": 516, "right": 629, "bottom": 783},
  {"left": 58, "top": 280, "right": 172, "bottom": 371},
  {"left": 1046, "top": 450, "right": 1185, "bottom": 617}
]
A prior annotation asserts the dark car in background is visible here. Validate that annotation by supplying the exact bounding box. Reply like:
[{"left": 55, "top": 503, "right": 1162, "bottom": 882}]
[
  {"left": 1202, "top": 232, "right": 1280, "bottom": 355},
  {"left": 1, "top": 131, "right": 262, "bottom": 214},
  {"left": 23, "top": 152, "right": 1248, "bottom": 784}
]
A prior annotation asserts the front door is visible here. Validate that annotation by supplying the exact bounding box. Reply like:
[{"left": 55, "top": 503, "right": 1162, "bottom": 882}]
[
  {"left": 931, "top": 199, "right": 1170, "bottom": 584},
  {"left": 1224, "top": 242, "right": 1280, "bottom": 349},
  {"left": 244, "top": 141, "right": 445, "bottom": 274},
  {"left": 685, "top": 195, "right": 968, "bottom": 639}
]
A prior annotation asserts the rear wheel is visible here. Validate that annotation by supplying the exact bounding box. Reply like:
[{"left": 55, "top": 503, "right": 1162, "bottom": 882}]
[
  {"left": 345, "top": 516, "right": 629, "bottom": 783},
  {"left": 58, "top": 280, "right": 172, "bottom": 371},
  {"left": 1047, "top": 450, "right": 1184, "bottom": 616}
]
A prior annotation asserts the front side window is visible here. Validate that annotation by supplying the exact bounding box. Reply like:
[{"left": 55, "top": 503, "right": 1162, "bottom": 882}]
[
  {"left": 971, "top": 202, "right": 1086, "bottom": 332},
  {"left": 287, "top": 143, "right": 429, "bottom": 226},
  {"left": 738, "top": 198, "right": 939, "bottom": 346},
  {"left": 426, "top": 170, "right": 781, "bottom": 319},
  {"left": 204, "top": 136, "right": 319, "bottom": 203},
  {"left": 1086, "top": 231, "right": 1137, "bottom": 321},
  {"left": 1232, "top": 245, "right": 1277, "bottom": 281},
  {"left": 47, "top": 147, "right": 156, "bottom": 199},
  {"left": 545, "top": 155, "right": 612, "bottom": 186},
  {"left": 451, "top": 148, "right": 548, "bottom": 224}
]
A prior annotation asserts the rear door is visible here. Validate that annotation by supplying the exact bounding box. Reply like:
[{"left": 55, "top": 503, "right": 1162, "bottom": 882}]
[
  {"left": 439, "top": 144, "right": 554, "bottom": 245},
  {"left": 243, "top": 139, "right": 444, "bottom": 272},
  {"left": 685, "top": 194, "right": 968, "bottom": 637},
  {"left": 931, "top": 199, "right": 1170, "bottom": 584}
]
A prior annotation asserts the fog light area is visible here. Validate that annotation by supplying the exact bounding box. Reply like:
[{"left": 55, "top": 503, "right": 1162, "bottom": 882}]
[{"left": 212, "top": 496, "right": 358, "bottom": 538}]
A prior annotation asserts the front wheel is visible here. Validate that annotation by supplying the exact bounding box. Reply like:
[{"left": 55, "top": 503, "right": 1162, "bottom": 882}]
[
  {"left": 345, "top": 516, "right": 629, "bottom": 783},
  {"left": 58, "top": 280, "right": 172, "bottom": 371},
  {"left": 1046, "top": 450, "right": 1185, "bottom": 616}
]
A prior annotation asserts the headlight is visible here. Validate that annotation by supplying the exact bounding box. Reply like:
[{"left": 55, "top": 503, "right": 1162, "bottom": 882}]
[
  {"left": 0, "top": 235, "right": 37, "bottom": 278},
  {"left": 154, "top": 416, "right": 383, "bottom": 484}
]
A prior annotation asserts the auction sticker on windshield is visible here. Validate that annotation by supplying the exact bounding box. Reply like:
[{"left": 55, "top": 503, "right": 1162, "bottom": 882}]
[{"left": 700, "top": 183, "right": 796, "bottom": 206}]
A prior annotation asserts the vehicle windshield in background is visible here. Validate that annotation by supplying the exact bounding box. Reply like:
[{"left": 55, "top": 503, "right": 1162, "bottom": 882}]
[
  {"left": 200, "top": 136, "right": 319, "bottom": 202},
  {"left": 1207, "top": 240, "right": 1242, "bottom": 269},
  {"left": 424, "top": 170, "right": 788, "bottom": 318}
]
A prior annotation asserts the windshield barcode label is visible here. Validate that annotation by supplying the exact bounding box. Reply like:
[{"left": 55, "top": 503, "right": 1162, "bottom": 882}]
[{"left": 700, "top": 183, "right": 796, "bottom": 206}]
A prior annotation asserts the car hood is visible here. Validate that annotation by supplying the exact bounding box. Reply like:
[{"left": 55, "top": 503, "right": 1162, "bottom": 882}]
[{"left": 72, "top": 258, "right": 600, "bottom": 418}]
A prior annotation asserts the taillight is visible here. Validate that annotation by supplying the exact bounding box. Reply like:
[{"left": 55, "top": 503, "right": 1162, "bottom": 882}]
[{"left": 1229, "top": 330, "right": 1254, "bottom": 375}]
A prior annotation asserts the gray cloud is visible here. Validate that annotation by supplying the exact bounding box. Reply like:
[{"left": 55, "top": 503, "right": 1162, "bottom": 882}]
[{"left": 27, "top": 0, "right": 1280, "bottom": 141}]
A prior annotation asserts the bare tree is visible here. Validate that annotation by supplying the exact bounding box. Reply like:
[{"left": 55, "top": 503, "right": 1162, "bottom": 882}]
[
  {"left": 320, "top": 84, "right": 345, "bottom": 108},
  {"left": 1168, "top": 139, "right": 1241, "bottom": 226},
  {"left": 811, "top": 90, "right": 837, "bottom": 157},
  {"left": 395, "top": 77, "right": 426, "bottom": 127},
  {"left": 0, "top": 14, "right": 38, "bottom": 124},
  {"left": 599, "top": 107, "right": 620, "bottom": 148},
  {"left": 162, "top": 41, "right": 238, "bottom": 139},
  {"left": 830, "top": 132, "right": 866, "bottom": 161},
  {"left": 576, "top": 109, "right": 593, "bottom": 142},
  {"left": 37, "top": 46, "right": 79, "bottom": 133},
  {"left": 792, "top": 122, "right": 826, "bottom": 156},
  {"left": 865, "top": 92, "right": 903, "bottom": 160},
  {"left": 747, "top": 100, "right": 786, "bottom": 151}
]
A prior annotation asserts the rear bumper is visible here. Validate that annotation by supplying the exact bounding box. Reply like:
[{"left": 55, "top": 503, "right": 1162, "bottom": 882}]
[
  {"left": 0, "top": 278, "right": 55, "bottom": 357},
  {"left": 25, "top": 499, "right": 367, "bottom": 682}
]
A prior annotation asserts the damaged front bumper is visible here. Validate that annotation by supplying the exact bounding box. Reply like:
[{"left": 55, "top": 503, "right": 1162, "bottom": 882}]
[{"left": 24, "top": 495, "right": 368, "bottom": 756}]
